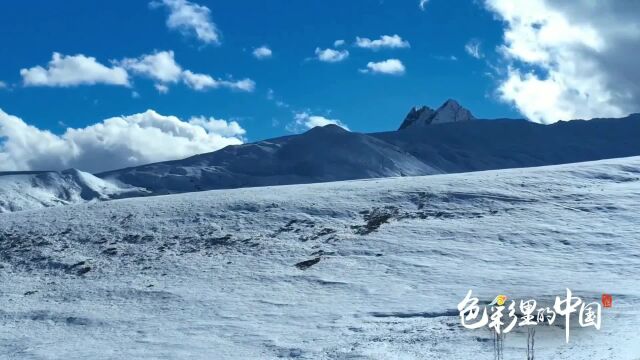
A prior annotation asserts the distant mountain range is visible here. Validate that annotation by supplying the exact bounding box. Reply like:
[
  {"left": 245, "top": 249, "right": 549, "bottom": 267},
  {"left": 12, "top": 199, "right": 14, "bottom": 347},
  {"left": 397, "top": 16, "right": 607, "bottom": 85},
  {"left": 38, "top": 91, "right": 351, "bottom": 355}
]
[{"left": 2, "top": 99, "right": 640, "bottom": 212}]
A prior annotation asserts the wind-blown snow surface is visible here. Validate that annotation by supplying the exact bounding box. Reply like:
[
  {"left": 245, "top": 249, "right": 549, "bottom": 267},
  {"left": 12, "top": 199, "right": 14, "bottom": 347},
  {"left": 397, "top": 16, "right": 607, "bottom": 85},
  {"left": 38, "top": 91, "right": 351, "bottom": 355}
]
[{"left": 1, "top": 157, "right": 640, "bottom": 359}]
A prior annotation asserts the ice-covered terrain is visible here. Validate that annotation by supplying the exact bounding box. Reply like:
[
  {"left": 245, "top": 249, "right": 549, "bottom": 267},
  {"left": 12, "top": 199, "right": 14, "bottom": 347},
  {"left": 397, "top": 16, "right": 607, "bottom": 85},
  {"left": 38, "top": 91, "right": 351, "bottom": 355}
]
[
  {"left": 1, "top": 156, "right": 639, "bottom": 359},
  {"left": 0, "top": 169, "right": 148, "bottom": 213}
]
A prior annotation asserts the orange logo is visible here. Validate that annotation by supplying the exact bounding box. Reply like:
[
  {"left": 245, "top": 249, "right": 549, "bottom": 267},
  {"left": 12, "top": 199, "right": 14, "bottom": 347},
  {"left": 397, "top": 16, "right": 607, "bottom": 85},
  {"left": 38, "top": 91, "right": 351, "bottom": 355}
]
[
  {"left": 489, "top": 294, "right": 508, "bottom": 306},
  {"left": 602, "top": 294, "right": 612, "bottom": 308}
]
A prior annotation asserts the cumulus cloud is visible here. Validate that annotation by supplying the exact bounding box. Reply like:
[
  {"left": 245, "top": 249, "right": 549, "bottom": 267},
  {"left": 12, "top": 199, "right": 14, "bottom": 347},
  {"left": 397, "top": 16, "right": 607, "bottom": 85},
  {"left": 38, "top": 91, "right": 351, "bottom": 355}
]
[
  {"left": 333, "top": 39, "right": 346, "bottom": 47},
  {"left": 288, "top": 112, "right": 349, "bottom": 132},
  {"left": 181, "top": 70, "right": 217, "bottom": 90},
  {"left": 0, "top": 108, "right": 245, "bottom": 172},
  {"left": 315, "top": 48, "right": 349, "bottom": 63},
  {"left": 485, "top": 0, "right": 640, "bottom": 124},
  {"left": 151, "top": 0, "right": 220, "bottom": 45},
  {"left": 355, "top": 35, "right": 410, "bottom": 50},
  {"left": 252, "top": 46, "right": 273, "bottom": 59},
  {"left": 119, "top": 50, "right": 255, "bottom": 93},
  {"left": 464, "top": 39, "right": 483, "bottom": 59},
  {"left": 360, "top": 59, "right": 406, "bottom": 75},
  {"left": 119, "top": 51, "right": 183, "bottom": 84},
  {"left": 0, "top": 81, "right": 6, "bottom": 89},
  {"left": 419, "top": 0, "right": 429, "bottom": 11},
  {"left": 20, "top": 53, "right": 129, "bottom": 87}
]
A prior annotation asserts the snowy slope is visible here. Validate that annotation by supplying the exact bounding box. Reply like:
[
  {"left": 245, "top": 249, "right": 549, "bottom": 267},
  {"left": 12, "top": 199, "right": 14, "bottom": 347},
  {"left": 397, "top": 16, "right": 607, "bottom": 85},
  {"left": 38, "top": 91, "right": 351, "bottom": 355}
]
[
  {"left": 1, "top": 156, "right": 639, "bottom": 359},
  {"left": 2, "top": 104, "right": 640, "bottom": 213},
  {"left": 377, "top": 113, "right": 640, "bottom": 173},
  {"left": 99, "top": 124, "right": 439, "bottom": 194},
  {"left": 0, "top": 169, "right": 148, "bottom": 213},
  {"left": 97, "top": 113, "right": 640, "bottom": 199}
]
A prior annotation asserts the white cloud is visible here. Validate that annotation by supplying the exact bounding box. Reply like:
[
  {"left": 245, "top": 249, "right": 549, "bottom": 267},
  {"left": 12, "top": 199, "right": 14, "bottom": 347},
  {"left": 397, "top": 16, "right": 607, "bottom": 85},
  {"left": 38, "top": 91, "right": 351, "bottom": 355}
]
[
  {"left": 355, "top": 35, "right": 410, "bottom": 50},
  {"left": 223, "top": 78, "right": 255, "bottom": 92},
  {"left": 289, "top": 112, "right": 349, "bottom": 132},
  {"left": 188, "top": 116, "right": 246, "bottom": 137},
  {"left": 155, "top": 84, "right": 170, "bottom": 94},
  {"left": 419, "top": 0, "right": 429, "bottom": 11},
  {"left": 19, "top": 51, "right": 254, "bottom": 94},
  {"left": 464, "top": 39, "right": 483, "bottom": 59},
  {"left": 315, "top": 48, "right": 349, "bottom": 63},
  {"left": 485, "top": 0, "right": 640, "bottom": 124},
  {"left": 252, "top": 46, "right": 273, "bottom": 59},
  {"left": 334, "top": 39, "right": 346, "bottom": 47},
  {"left": 119, "top": 50, "right": 183, "bottom": 84},
  {"left": 360, "top": 59, "right": 406, "bottom": 75},
  {"left": 20, "top": 53, "right": 129, "bottom": 87},
  {"left": 182, "top": 70, "right": 255, "bottom": 92},
  {"left": 181, "top": 70, "right": 215, "bottom": 90},
  {"left": 0, "top": 108, "right": 245, "bottom": 172},
  {"left": 0, "top": 81, "right": 6, "bottom": 89},
  {"left": 119, "top": 50, "right": 255, "bottom": 93},
  {"left": 151, "top": 0, "right": 220, "bottom": 45}
]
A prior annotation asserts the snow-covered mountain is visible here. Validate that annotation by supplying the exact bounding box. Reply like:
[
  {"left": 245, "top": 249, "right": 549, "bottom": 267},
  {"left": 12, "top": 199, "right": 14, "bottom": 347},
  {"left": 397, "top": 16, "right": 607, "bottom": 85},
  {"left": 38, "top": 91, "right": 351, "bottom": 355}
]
[
  {"left": 378, "top": 112, "right": 640, "bottom": 173},
  {"left": 99, "top": 106, "right": 640, "bottom": 197},
  {"left": 398, "top": 99, "right": 476, "bottom": 129},
  {"left": 98, "top": 124, "right": 440, "bottom": 194},
  {"left": 2, "top": 100, "right": 640, "bottom": 212},
  {"left": 0, "top": 169, "right": 148, "bottom": 213},
  {"left": 2, "top": 157, "right": 639, "bottom": 359}
]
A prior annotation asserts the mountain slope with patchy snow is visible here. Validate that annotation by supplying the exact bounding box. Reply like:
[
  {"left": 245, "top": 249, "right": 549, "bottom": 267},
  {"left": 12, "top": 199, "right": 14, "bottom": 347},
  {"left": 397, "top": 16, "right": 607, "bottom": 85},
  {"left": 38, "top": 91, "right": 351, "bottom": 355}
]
[{"left": 1, "top": 156, "right": 639, "bottom": 359}]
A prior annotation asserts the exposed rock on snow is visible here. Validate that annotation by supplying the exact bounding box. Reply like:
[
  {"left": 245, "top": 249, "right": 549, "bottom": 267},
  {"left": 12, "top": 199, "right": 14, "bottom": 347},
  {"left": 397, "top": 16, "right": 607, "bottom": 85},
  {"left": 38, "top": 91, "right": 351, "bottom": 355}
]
[{"left": 295, "top": 257, "right": 321, "bottom": 270}]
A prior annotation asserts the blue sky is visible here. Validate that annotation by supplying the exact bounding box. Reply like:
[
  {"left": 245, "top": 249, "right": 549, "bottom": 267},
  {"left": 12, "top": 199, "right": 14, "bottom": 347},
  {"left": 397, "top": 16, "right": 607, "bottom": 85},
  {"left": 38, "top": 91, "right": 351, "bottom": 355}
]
[
  {"left": 0, "top": 0, "right": 518, "bottom": 140},
  {"left": 1, "top": 0, "right": 638, "bottom": 172}
]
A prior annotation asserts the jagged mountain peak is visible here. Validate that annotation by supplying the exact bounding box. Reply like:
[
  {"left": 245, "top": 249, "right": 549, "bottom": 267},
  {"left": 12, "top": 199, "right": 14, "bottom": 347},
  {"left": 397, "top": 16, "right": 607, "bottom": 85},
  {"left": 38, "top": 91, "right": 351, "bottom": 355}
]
[{"left": 399, "top": 99, "right": 475, "bottom": 130}]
